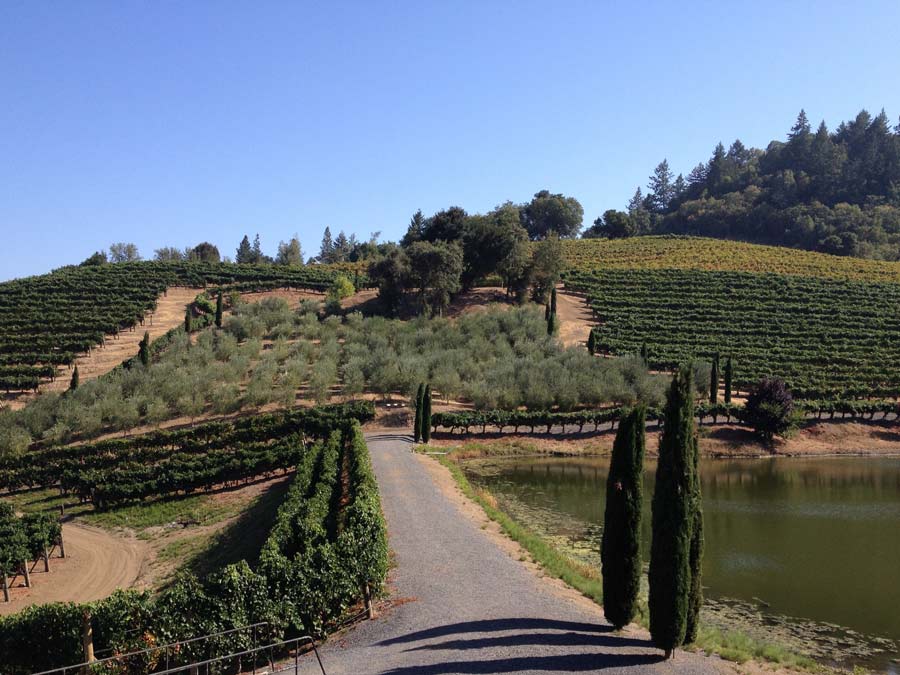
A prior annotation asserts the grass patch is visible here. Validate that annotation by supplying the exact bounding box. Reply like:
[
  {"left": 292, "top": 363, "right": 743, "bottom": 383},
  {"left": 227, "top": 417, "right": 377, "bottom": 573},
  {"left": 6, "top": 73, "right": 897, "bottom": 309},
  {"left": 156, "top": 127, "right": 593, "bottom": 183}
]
[
  {"left": 81, "top": 493, "right": 241, "bottom": 532},
  {"left": 433, "top": 450, "right": 826, "bottom": 673}
]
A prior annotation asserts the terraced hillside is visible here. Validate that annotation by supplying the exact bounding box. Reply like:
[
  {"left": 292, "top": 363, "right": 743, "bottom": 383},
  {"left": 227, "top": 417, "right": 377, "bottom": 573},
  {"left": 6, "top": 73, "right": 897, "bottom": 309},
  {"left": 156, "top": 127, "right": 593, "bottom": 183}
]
[
  {"left": 0, "top": 261, "right": 362, "bottom": 392},
  {"left": 562, "top": 236, "right": 900, "bottom": 399}
]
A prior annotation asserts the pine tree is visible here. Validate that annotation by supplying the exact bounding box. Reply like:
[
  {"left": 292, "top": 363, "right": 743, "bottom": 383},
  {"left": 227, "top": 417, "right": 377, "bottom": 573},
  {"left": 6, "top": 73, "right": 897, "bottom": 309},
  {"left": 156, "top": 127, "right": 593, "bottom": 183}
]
[
  {"left": 648, "top": 159, "right": 676, "bottom": 212},
  {"left": 413, "top": 383, "right": 425, "bottom": 443},
  {"left": 587, "top": 329, "right": 597, "bottom": 355},
  {"left": 422, "top": 384, "right": 432, "bottom": 443},
  {"left": 601, "top": 405, "right": 646, "bottom": 630},
  {"left": 723, "top": 357, "right": 733, "bottom": 404},
  {"left": 709, "top": 353, "right": 719, "bottom": 404},
  {"left": 319, "top": 227, "right": 334, "bottom": 263},
  {"left": 138, "top": 331, "right": 150, "bottom": 367},
  {"left": 69, "top": 366, "right": 79, "bottom": 391},
  {"left": 649, "top": 365, "right": 698, "bottom": 658},
  {"left": 184, "top": 307, "right": 192, "bottom": 333},
  {"left": 251, "top": 234, "right": 263, "bottom": 263},
  {"left": 215, "top": 291, "right": 223, "bottom": 328},
  {"left": 235, "top": 235, "right": 253, "bottom": 264}
]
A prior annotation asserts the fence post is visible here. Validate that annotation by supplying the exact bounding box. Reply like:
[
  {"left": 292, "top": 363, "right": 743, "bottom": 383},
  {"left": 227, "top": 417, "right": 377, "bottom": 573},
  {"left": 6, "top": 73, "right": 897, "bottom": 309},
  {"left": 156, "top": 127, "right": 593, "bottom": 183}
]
[
  {"left": 364, "top": 583, "right": 376, "bottom": 619},
  {"left": 82, "top": 610, "right": 95, "bottom": 667},
  {"left": 22, "top": 561, "right": 31, "bottom": 587},
  {"left": 44, "top": 546, "right": 50, "bottom": 572},
  {"left": 2, "top": 574, "right": 8, "bottom": 602}
]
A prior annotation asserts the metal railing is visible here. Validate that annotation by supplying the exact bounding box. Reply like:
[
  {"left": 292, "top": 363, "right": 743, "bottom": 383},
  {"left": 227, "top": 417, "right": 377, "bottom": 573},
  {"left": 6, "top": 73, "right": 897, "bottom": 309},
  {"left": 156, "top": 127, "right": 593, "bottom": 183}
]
[
  {"left": 31, "top": 622, "right": 274, "bottom": 675},
  {"left": 151, "top": 636, "right": 326, "bottom": 675}
]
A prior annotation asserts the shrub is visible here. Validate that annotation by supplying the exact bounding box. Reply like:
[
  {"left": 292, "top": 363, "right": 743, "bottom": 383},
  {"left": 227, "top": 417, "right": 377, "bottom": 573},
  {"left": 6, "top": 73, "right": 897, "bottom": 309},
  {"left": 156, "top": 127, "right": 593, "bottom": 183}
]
[{"left": 741, "top": 377, "right": 795, "bottom": 444}]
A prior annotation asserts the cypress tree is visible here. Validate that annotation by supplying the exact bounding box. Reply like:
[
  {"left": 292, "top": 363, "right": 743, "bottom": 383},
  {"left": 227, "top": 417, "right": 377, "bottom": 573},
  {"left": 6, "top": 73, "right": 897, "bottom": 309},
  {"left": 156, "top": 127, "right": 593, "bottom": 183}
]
[
  {"left": 640, "top": 343, "right": 649, "bottom": 364},
  {"left": 547, "top": 313, "right": 557, "bottom": 336},
  {"left": 69, "top": 366, "right": 79, "bottom": 391},
  {"left": 649, "top": 365, "right": 697, "bottom": 658},
  {"left": 723, "top": 357, "right": 733, "bottom": 404},
  {"left": 413, "top": 383, "right": 425, "bottom": 443},
  {"left": 544, "top": 302, "right": 551, "bottom": 321},
  {"left": 215, "top": 290, "right": 223, "bottom": 328},
  {"left": 685, "top": 430, "right": 704, "bottom": 644},
  {"left": 601, "top": 405, "right": 646, "bottom": 630},
  {"left": 422, "top": 384, "right": 432, "bottom": 443},
  {"left": 184, "top": 307, "right": 192, "bottom": 333},
  {"left": 587, "top": 329, "right": 597, "bottom": 355},
  {"left": 709, "top": 353, "right": 719, "bottom": 404},
  {"left": 550, "top": 287, "right": 557, "bottom": 316},
  {"left": 138, "top": 331, "right": 150, "bottom": 367}
]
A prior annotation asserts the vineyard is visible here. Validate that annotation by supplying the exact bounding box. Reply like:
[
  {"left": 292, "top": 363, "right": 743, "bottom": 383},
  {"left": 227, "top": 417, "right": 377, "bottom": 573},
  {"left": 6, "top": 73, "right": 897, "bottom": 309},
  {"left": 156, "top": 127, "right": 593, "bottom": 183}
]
[
  {"left": 559, "top": 235, "right": 900, "bottom": 282},
  {"left": 0, "top": 261, "right": 363, "bottom": 392},
  {"left": 0, "top": 404, "right": 386, "bottom": 674},
  {"left": 565, "top": 267, "right": 900, "bottom": 399}
]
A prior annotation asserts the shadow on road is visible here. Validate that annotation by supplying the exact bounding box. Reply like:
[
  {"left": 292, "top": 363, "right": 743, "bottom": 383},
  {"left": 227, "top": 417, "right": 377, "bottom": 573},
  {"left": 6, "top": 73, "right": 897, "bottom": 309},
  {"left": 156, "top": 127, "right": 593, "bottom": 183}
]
[{"left": 378, "top": 651, "right": 665, "bottom": 674}]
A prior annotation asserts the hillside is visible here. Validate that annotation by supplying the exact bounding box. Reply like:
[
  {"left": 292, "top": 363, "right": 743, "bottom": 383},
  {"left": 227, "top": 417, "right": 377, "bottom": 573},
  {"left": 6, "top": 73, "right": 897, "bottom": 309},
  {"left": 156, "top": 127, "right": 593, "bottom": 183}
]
[
  {"left": 561, "top": 236, "right": 900, "bottom": 399},
  {"left": 0, "top": 261, "right": 360, "bottom": 394}
]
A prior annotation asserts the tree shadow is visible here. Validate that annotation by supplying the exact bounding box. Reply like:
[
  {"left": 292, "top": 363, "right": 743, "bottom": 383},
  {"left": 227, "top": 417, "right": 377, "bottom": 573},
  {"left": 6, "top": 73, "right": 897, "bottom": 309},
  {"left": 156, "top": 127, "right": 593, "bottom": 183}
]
[
  {"left": 379, "top": 652, "right": 665, "bottom": 674},
  {"left": 378, "top": 618, "right": 613, "bottom": 646}
]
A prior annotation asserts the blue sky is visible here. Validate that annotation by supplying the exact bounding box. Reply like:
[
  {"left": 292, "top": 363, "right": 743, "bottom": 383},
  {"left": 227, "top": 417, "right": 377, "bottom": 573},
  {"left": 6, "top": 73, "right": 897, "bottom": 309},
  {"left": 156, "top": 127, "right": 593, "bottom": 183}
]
[{"left": 2, "top": 1, "right": 899, "bottom": 280}]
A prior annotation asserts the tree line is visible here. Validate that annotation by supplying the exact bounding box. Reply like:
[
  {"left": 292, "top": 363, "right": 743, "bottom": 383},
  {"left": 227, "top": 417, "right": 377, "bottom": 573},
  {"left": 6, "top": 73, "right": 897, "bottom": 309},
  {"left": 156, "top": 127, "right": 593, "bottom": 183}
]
[{"left": 586, "top": 108, "right": 900, "bottom": 260}]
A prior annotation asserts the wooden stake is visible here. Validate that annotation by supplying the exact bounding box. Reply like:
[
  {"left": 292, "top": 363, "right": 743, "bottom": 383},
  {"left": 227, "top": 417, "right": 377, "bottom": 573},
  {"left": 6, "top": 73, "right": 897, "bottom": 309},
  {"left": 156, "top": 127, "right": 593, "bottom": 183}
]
[
  {"left": 43, "top": 547, "right": 50, "bottom": 572},
  {"left": 364, "top": 583, "right": 376, "bottom": 619},
  {"left": 2, "top": 574, "right": 8, "bottom": 602},
  {"left": 82, "top": 610, "right": 95, "bottom": 666},
  {"left": 22, "top": 561, "right": 31, "bottom": 588}
]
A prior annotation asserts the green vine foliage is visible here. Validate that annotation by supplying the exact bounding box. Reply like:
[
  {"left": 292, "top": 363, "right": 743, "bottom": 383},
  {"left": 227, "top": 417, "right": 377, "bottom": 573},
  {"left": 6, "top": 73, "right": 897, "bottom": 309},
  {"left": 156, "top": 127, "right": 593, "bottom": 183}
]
[{"left": 0, "top": 416, "right": 388, "bottom": 675}]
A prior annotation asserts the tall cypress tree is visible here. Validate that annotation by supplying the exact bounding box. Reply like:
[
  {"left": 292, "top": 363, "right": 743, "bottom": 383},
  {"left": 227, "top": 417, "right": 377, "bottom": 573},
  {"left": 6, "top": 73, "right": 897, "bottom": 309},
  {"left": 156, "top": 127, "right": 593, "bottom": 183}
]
[
  {"left": 69, "top": 366, "right": 79, "bottom": 392},
  {"left": 184, "top": 307, "right": 192, "bottom": 333},
  {"left": 685, "top": 427, "right": 704, "bottom": 644},
  {"left": 601, "top": 405, "right": 646, "bottom": 629},
  {"left": 723, "top": 357, "right": 733, "bottom": 404},
  {"left": 138, "top": 331, "right": 150, "bottom": 367},
  {"left": 422, "top": 384, "right": 432, "bottom": 443},
  {"left": 709, "top": 353, "right": 719, "bottom": 404},
  {"left": 640, "top": 343, "right": 649, "bottom": 364},
  {"left": 649, "top": 365, "right": 697, "bottom": 658},
  {"left": 587, "top": 329, "right": 597, "bottom": 355},
  {"left": 550, "top": 287, "right": 557, "bottom": 315},
  {"left": 215, "top": 291, "right": 223, "bottom": 328},
  {"left": 413, "top": 383, "right": 425, "bottom": 443}
]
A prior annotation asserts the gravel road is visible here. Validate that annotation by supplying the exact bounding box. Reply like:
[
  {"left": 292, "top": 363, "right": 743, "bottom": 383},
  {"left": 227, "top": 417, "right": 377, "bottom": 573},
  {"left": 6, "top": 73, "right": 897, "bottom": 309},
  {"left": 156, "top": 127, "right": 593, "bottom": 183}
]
[{"left": 298, "top": 433, "right": 729, "bottom": 675}]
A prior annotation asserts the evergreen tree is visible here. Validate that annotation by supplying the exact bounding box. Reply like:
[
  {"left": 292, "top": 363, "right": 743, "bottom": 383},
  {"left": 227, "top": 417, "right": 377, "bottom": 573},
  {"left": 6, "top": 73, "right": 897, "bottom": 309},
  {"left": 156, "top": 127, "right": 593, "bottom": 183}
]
[
  {"left": 601, "top": 405, "right": 646, "bottom": 629},
  {"left": 709, "top": 353, "right": 719, "bottom": 404},
  {"left": 550, "top": 287, "right": 557, "bottom": 315},
  {"left": 69, "top": 366, "right": 79, "bottom": 391},
  {"left": 251, "top": 234, "right": 263, "bottom": 263},
  {"left": 138, "top": 331, "right": 150, "bottom": 367},
  {"left": 544, "top": 302, "right": 551, "bottom": 321},
  {"left": 413, "top": 383, "right": 425, "bottom": 443},
  {"left": 319, "top": 227, "right": 334, "bottom": 263},
  {"left": 235, "top": 235, "right": 253, "bottom": 264},
  {"left": 184, "top": 307, "right": 192, "bottom": 333},
  {"left": 640, "top": 343, "right": 649, "bottom": 364},
  {"left": 685, "top": 430, "right": 704, "bottom": 644},
  {"left": 547, "top": 313, "right": 557, "bottom": 336},
  {"left": 707, "top": 142, "right": 727, "bottom": 190},
  {"left": 215, "top": 291, "right": 223, "bottom": 328},
  {"left": 649, "top": 365, "right": 698, "bottom": 658},
  {"left": 422, "top": 384, "right": 432, "bottom": 443},
  {"left": 648, "top": 159, "right": 676, "bottom": 212},
  {"left": 627, "top": 187, "right": 645, "bottom": 214},
  {"left": 723, "top": 357, "right": 733, "bottom": 404},
  {"left": 587, "top": 329, "right": 597, "bottom": 355}
]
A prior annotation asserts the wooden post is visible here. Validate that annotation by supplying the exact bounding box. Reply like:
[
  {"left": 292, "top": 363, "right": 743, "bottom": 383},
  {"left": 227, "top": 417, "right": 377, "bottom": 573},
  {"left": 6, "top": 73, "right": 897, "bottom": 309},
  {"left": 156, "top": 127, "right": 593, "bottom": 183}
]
[
  {"left": 82, "top": 610, "right": 95, "bottom": 665},
  {"left": 22, "top": 561, "right": 31, "bottom": 588},
  {"left": 2, "top": 574, "right": 8, "bottom": 602},
  {"left": 364, "top": 583, "right": 376, "bottom": 619},
  {"left": 43, "top": 547, "right": 50, "bottom": 572}
]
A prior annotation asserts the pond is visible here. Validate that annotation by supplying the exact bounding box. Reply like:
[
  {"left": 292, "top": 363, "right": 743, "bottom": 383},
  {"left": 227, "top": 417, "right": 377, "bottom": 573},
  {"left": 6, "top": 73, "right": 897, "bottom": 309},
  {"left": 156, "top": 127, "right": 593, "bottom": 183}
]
[{"left": 462, "top": 455, "right": 900, "bottom": 672}]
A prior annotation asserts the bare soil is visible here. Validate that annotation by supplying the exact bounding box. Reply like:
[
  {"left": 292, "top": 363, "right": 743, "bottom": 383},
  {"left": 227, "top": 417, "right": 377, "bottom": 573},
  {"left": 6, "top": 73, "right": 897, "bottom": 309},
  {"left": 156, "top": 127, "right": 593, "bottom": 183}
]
[
  {"left": 0, "top": 523, "right": 149, "bottom": 614},
  {"left": 554, "top": 285, "right": 595, "bottom": 349}
]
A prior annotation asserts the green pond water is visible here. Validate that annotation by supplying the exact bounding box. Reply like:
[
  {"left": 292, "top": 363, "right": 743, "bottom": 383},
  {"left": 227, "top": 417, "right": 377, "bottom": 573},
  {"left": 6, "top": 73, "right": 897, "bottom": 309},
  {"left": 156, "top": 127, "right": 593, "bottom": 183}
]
[{"left": 462, "top": 455, "right": 900, "bottom": 671}]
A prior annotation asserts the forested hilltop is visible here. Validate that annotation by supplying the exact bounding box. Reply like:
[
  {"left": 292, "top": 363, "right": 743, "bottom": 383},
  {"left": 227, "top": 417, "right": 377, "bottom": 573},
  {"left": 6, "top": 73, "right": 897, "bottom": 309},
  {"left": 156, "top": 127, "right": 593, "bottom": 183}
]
[{"left": 586, "top": 109, "right": 900, "bottom": 259}]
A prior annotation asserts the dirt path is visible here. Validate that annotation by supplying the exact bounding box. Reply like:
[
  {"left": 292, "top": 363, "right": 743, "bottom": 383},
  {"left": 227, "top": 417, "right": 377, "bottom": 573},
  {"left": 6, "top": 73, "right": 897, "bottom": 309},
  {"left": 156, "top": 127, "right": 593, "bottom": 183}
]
[
  {"left": 297, "top": 433, "right": 731, "bottom": 675},
  {"left": 555, "top": 285, "right": 595, "bottom": 349},
  {"left": 0, "top": 523, "right": 149, "bottom": 615}
]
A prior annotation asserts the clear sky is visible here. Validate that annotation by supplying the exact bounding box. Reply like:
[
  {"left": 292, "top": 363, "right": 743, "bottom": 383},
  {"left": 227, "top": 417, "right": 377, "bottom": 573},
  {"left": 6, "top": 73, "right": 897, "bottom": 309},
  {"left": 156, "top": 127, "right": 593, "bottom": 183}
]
[{"left": 2, "top": 1, "right": 899, "bottom": 280}]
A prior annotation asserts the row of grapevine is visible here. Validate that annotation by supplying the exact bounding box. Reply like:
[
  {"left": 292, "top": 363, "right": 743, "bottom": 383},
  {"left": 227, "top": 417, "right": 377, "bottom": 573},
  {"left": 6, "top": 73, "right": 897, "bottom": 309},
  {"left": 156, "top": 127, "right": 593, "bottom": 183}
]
[
  {"left": 0, "top": 420, "right": 387, "bottom": 674},
  {"left": 0, "top": 507, "right": 63, "bottom": 601},
  {"left": 565, "top": 267, "right": 900, "bottom": 399},
  {"left": 0, "top": 402, "right": 375, "bottom": 495},
  {"left": 430, "top": 399, "right": 899, "bottom": 435}
]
